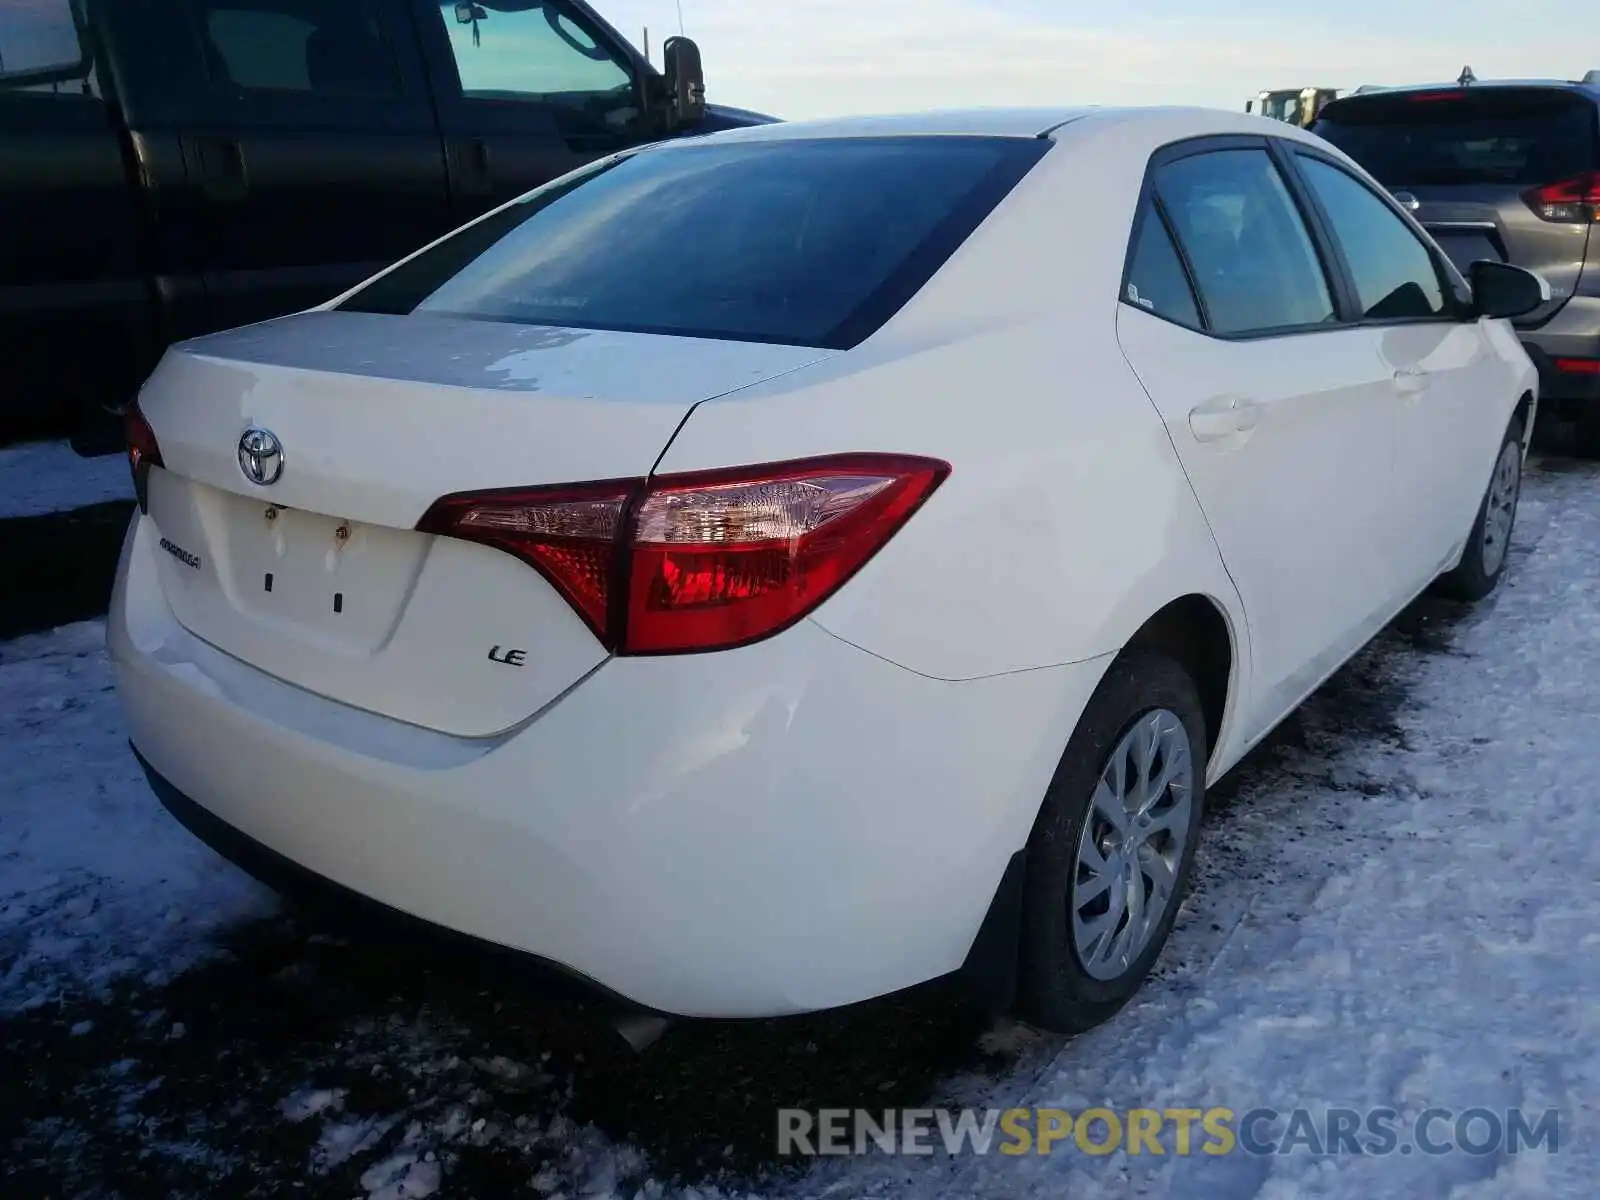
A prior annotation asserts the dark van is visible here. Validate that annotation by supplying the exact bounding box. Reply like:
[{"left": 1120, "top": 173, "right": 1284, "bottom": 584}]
[{"left": 0, "top": 0, "right": 773, "bottom": 443}]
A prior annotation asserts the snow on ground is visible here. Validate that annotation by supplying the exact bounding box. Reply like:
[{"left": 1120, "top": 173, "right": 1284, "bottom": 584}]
[
  {"left": 2, "top": 455, "right": 1598, "bottom": 1198},
  {"left": 0, "top": 438, "right": 132, "bottom": 519},
  {"left": 0, "top": 620, "right": 272, "bottom": 1013}
]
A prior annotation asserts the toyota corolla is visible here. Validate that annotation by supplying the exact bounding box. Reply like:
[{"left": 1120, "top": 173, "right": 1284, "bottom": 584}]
[{"left": 111, "top": 107, "right": 1543, "bottom": 1034}]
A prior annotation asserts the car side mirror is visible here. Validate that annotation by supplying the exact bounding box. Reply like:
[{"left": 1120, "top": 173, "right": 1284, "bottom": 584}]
[
  {"left": 662, "top": 35, "right": 706, "bottom": 127},
  {"left": 1470, "top": 260, "right": 1550, "bottom": 320},
  {"left": 454, "top": 3, "right": 486, "bottom": 24}
]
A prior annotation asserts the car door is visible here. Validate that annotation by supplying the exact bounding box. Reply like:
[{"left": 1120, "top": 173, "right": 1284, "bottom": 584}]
[
  {"left": 175, "top": 0, "right": 453, "bottom": 333},
  {"left": 1115, "top": 138, "right": 1407, "bottom": 737},
  {"left": 411, "top": 0, "right": 653, "bottom": 225},
  {"left": 0, "top": 0, "right": 152, "bottom": 423},
  {"left": 1286, "top": 148, "right": 1506, "bottom": 586}
]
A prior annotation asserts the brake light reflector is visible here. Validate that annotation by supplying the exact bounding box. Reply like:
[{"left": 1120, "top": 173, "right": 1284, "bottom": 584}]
[
  {"left": 1523, "top": 173, "right": 1600, "bottom": 223},
  {"left": 417, "top": 454, "right": 950, "bottom": 655},
  {"left": 1554, "top": 357, "right": 1600, "bottom": 374}
]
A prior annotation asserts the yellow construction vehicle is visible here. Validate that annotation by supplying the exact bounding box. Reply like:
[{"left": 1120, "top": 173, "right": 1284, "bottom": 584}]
[{"left": 1246, "top": 87, "right": 1342, "bottom": 127}]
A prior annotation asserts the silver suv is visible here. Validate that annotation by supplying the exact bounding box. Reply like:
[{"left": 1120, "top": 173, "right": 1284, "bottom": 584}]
[{"left": 1314, "top": 77, "right": 1600, "bottom": 456}]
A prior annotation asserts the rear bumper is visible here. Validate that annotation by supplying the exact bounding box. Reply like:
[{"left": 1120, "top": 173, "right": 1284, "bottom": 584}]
[
  {"left": 110, "top": 512, "right": 1106, "bottom": 1018},
  {"left": 135, "top": 745, "right": 647, "bottom": 1013},
  {"left": 1521, "top": 294, "right": 1600, "bottom": 411}
]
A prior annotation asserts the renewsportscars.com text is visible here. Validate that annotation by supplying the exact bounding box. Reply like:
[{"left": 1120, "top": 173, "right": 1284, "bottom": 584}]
[{"left": 777, "top": 1106, "right": 1561, "bottom": 1158}]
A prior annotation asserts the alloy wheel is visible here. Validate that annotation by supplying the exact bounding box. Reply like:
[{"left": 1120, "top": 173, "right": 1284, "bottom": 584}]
[
  {"left": 1070, "top": 708, "right": 1194, "bottom": 980},
  {"left": 1480, "top": 440, "right": 1521, "bottom": 579}
]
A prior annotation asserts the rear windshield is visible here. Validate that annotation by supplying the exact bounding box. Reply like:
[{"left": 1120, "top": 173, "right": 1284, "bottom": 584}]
[
  {"left": 341, "top": 135, "right": 1048, "bottom": 349},
  {"left": 1313, "top": 88, "right": 1598, "bottom": 187}
]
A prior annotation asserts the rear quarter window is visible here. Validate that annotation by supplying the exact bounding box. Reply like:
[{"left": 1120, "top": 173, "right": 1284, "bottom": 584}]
[
  {"left": 1123, "top": 204, "right": 1202, "bottom": 328},
  {"left": 341, "top": 135, "right": 1048, "bottom": 350},
  {"left": 1313, "top": 89, "right": 1599, "bottom": 187}
]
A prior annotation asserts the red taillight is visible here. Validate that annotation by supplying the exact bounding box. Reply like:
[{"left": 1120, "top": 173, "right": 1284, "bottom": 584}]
[
  {"left": 125, "top": 402, "right": 163, "bottom": 473},
  {"left": 1523, "top": 173, "right": 1600, "bottom": 223},
  {"left": 417, "top": 454, "right": 950, "bottom": 655},
  {"left": 625, "top": 455, "right": 949, "bottom": 653},
  {"left": 1553, "top": 357, "right": 1600, "bottom": 374},
  {"left": 125, "top": 401, "right": 163, "bottom": 511}
]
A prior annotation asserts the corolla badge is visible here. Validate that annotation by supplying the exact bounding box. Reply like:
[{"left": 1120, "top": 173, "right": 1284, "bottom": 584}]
[{"left": 238, "top": 427, "right": 284, "bottom": 486}]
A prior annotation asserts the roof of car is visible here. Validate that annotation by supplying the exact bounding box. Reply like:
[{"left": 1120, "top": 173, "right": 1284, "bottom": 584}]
[
  {"left": 1327, "top": 79, "right": 1600, "bottom": 103},
  {"left": 681, "top": 105, "right": 1317, "bottom": 144},
  {"left": 686, "top": 108, "right": 1098, "bottom": 141}
]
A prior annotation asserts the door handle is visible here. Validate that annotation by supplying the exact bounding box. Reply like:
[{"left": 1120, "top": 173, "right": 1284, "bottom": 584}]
[
  {"left": 1189, "top": 395, "right": 1261, "bottom": 442},
  {"left": 194, "top": 135, "right": 247, "bottom": 201},
  {"left": 1393, "top": 366, "right": 1430, "bottom": 397},
  {"left": 454, "top": 138, "right": 493, "bottom": 198}
]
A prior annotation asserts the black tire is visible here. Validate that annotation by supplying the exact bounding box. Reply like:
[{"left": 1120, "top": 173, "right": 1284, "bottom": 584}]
[
  {"left": 1433, "top": 415, "right": 1524, "bottom": 603},
  {"left": 1575, "top": 406, "right": 1600, "bottom": 461},
  {"left": 69, "top": 400, "right": 128, "bottom": 459},
  {"left": 1015, "top": 650, "right": 1206, "bottom": 1035}
]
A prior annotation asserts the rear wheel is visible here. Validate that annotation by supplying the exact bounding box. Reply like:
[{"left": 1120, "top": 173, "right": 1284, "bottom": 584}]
[
  {"left": 1015, "top": 651, "right": 1206, "bottom": 1034},
  {"left": 1434, "top": 415, "right": 1523, "bottom": 603}
]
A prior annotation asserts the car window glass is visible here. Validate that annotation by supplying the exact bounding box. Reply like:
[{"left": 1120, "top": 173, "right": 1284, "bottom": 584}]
[
  {"left": 199, "top": 0, "right": 402, "bottom": 97},
  {"left": 341, "top": 136, "right": 1047, "bottom": 350},
  {"left": 0, "top": 0, "right": 88, "bottom": 86},
  {"left": 1313, "top": 90, "right": 1596, "bottom": 187},
  {"left": 1297, "top": 156, "right": 1447, "bottom": 320},
  {"left": 1155, "top": 148, "right": 1335, "bottom": 336},
  {"left": 437, "top": 1, "right": 637, "bottom": 139},
  {"left": 1124, "top": 204, "right": 1201, "bottom": 328}
]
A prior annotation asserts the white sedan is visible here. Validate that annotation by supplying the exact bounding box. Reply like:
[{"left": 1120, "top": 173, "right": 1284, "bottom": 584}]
[{"left": 112, "top": 106, "right": 1542, "bottom": 1035}]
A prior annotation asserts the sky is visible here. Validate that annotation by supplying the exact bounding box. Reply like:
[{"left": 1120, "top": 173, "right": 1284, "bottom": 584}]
[
  {"left": 596, "top": 0, "right": 1589, "bottom": 120},
  {"left": 2, "top": 0, "right": 1584, "bottom": 119}
]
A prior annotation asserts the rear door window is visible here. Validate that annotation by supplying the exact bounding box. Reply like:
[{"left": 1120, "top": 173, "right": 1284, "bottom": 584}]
[
  {"left": 1153, "top": 148, "right": 1336, "bottom": 336},
  {"left": 198, "top": 0, "right": 403, "bottom": 97},
  {"left": 1313, "top": 89, "right": 1598, "bottom": 187},
  {"left": 341, "top": 135, "right": 1048, "bottom": 349},
  {"left": 1295, "top": 155, "right": 1448, "bottom": 320}
]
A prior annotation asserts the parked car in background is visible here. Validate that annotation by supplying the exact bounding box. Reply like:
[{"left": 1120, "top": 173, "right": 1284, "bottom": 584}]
[
  {"left": 113, "top": 107, "right": 1543, "bottom": 1038},
  {"left": 1314, "top": 74, "right": 1600, "bottom": 456},
  {"left": 0, "top": 0, "right": 773, "bottom": 444}
]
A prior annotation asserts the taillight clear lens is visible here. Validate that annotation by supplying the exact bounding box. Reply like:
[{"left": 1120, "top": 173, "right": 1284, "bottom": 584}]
[
  {"left": 416, "top": 454, "right": 950, "bottom": 655},
  {"left": 625, "top": 456, "right": 948, "bottom": 654},
  {"left": 1523, "top": 173, "right": 1600, "bottom": 223},
  {"left": 416, "top": 481, "right": 633, "bottom": 642}
]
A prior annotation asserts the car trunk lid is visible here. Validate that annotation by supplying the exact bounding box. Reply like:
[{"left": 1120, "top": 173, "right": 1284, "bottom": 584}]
[{"left": 136, "top": 310, "right": 835, "bottom": 737}]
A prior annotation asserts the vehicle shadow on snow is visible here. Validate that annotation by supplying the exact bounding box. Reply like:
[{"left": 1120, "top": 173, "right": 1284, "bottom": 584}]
[
  {"left": 1, "top": 910, "right": 999, "bottom": 1194},
  {"left": 0, "top": 588, "right": 1502, "bottom": 1198}
]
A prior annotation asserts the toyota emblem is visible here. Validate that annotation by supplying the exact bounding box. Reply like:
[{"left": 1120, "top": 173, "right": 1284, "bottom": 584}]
[{"left": 238, "top": 427, "right": 284, "bottom": 486}]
